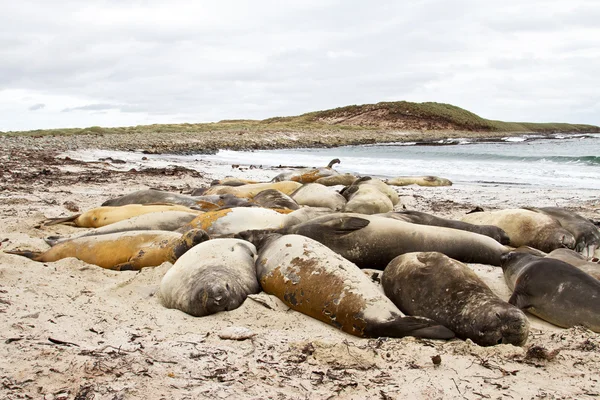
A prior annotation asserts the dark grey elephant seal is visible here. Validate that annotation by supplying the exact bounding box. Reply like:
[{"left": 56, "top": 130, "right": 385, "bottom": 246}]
[
  {"left": 239, "top": 232, "right": 454, "bottom": 339},
  {"left": 461, "top": 209, "right": 576, "bottom": 253},
  {"left": 500, "top": 251, "right": 600, "bottom": 332},
  {"left": 269, "top": 213, "right": 508, "bottom": 268},
  {"left": 102, "top": 189, "right": 202, "bottom": 208},
  {"left": 251, "top": 189, "right": 300, "bottom": 210},
  {"left": 524, "top": 207, "right": 600, "bottom": 257},
  {"left": 381, "top": 210, "right": 510, "bottom": 244},
  {"left": 382, "top": 252, "right": 529, "bottom": 346},
  {"left": 159, "top": 239, "right": 260, "bottom": 317}
]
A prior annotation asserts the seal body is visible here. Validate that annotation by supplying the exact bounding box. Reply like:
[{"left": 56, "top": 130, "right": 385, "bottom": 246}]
[
  {"left": 46, "top": 204, "right": 202, "bottom": 228},
  {"left": 45, "top": 211, "right": 199, "bottom": 246},
  {"left": 386, "top": 176, "right": 452, "bottom": 187},
  {"left": 291, "top": 183, "right": 347, "bottom": 211},
  {"left": 461, "top": 209, "right": 576, "bottom": 252},
  {"left": 203, "top": 181, "right": 302, "bottom": 199},
  {"left": 159, "top": 238, "right": 259, "bottom": 317},
  {"left": 500, "top": 252, "right": 600, "bottom": 332},
  {"left": 102, "top": 189, "right": 202, "bottom": 208},
  {"left": 280, "top": 213, "right": 507, "bottom": 268},
  {"left": 347, "top": 177, "right": 399, "bottom": 205},
  {"left": 252, "top": 189, "right": 300, "bottom": 210},
  {"left": 242, "top": 233, "right": 454, "bottom": 339},
  {"left": 178, "top": 207, "right": 288, "bottom": 236},
  {"left": 271, "top": 158, "right": 341, "bottom": 183},
  {"left": 524, "top": 207, "right": 600, "bottom": 257},
  {"left": 382, "top": 210, "right": 510, "bottom": 244},
  {"left": 342, "top": 185, "right": 393, "bottom": 215},
  {"left": 315, "top": 174, "right": 358, "bottom": 187},
  {"left": 6, "top": 229, "right": 210, "bottom": 271},
  {"left": 382, "top": 252, "right": 529, "bottom": 346},
  {"left": 546, "top": 248, "right": 600, "bottom": 280}
]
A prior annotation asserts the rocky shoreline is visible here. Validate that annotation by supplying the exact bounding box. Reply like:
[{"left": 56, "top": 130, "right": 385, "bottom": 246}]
[{"left": 0, "top": 128, "right": 558, "bottom": 155}]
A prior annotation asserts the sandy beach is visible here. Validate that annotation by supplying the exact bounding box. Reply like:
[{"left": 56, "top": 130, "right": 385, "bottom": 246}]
[{"left": 1, "top": 133, "right": 599, "bottom": 399}]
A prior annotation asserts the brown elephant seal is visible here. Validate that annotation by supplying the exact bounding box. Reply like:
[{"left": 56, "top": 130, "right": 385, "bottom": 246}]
[
  {"left": 210, "top": 177, "right": 260, "bottom": 186},
  {"left": 386, "top": 176, "right": 452, "bottom": 187},
  {"left": 342, "top": 182, "right": 393, "bottom": 215},
  {"left": 524, "top": 207, "right": 600, "bottom": 257},
  {"left": 461, "top": 209, "right": 576, "bottom": 252},
  {"left": 102, "top": 189, "right": 202, "bottom": 208},
  {"left": 500, "top": 251, "right": 600, "bottom": 332},
  {"left": 159, "top": 238, "right": 260, "bottom": 317},
  {"left": 545, "top": 248, "right": 600, "bottom": 280},
  {"left": 315, "top": 173, "right": 358, "bottom": 187},
  {"left": 239, "top": 232, "right": 454, "bottom": 339},
  {"left": 381, "top": 210, "right": 510, "bottom": 244},
  {"left": 290, "top": 183, "right": 347, "bottom": 211},
  {"left": 6, "top": 229, "right": 210, "bottom": 271},
  {"left": 202, "top": 181, "right": 302, "bottom": 199},
  {"left": 263, "top": 213, "right": 508, "bottom": 268},
  {"left": 382, "top": 252, "right": 529, "bottom": 346},
  {"left": 45, "top": 204, "right": 202, "bottom": 228},
  {"left": 271, "top": 158, "right": 341, "bottom": 183},
  {"left": 44, "top": 210, "right": 199, "bottom": 246}
]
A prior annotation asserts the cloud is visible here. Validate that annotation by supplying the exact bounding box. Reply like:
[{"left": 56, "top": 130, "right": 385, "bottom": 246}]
[
  {"left": 0, "top": 0, "right": 598, "bottom": 130},
  {"left": 28, "top": 103, "right": 45, "bottom": 111}
]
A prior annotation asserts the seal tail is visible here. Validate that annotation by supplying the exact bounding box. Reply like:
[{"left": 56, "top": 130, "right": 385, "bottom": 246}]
[
  {"left": 4, "top": 250, "right": 43, "bottom": 261},
  {"left": 366, "top": 316, "right": 455, "bottom": 340},
  {"left": 45, "top": 214, "right": 81, "bottom": 226},
  {"left": 44, "top": 236, "right": 63, "bottom": 246}
]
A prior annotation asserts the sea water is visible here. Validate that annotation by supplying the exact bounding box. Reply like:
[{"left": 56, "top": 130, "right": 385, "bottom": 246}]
[
  {"left": 63, "top": 133, "right": 600, "bottom": 190},
  {"left": 199, "top": 133, "right": 600, "bottom": 190}
]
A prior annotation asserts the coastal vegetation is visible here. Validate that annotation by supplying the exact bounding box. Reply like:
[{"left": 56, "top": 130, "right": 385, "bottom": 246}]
[{"left": 2, "top": 101, "right": 598, "bottom": 137}]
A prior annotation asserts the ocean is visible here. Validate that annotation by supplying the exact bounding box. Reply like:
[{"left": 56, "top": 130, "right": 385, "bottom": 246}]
[{"left": 63, "top": 133, "right": 600, "bottom": 190}]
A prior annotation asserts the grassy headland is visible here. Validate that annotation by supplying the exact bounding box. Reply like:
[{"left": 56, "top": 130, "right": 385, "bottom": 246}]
[{"left": 1, "top": 101, "right": 598, "bottom": 153}]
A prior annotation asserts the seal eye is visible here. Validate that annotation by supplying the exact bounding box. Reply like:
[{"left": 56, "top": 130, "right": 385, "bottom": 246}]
[
  {"left": 495, "top": 312, "right": 501, "bottom": 320},
  {"left": 497, "top": 338, "right": 503, "bottom": 344}
]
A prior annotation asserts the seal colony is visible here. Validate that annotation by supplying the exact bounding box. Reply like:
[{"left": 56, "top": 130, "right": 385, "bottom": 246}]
[{"left": 5, "top": 157, "right": 600, "bottom": 347}]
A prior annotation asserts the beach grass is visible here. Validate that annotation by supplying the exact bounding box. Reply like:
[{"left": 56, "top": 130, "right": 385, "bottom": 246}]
[{"left": 2, "top": 101, "right": 598, "bottom": 137}]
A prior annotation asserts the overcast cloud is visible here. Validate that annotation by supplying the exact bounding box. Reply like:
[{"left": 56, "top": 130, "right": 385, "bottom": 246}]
[{"left": 1, "top": 0, "right": 599, "bottom": 131}]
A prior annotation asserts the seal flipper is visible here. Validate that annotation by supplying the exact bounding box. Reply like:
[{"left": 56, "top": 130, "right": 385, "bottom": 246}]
[
  {"left": 320, "top": 216, "right": 370, "bottom": 235},
  {"left": 508, "top": 291, "right": 533, "bottom": 309},
  {"left": 4, "top": 250, "right": 43, "bottom": 260},
  {"left": 44, "top": 214, "right": 81, "bottom": 226},
  {"left": 44, "top": 236, "right": 62, "bottom": 247},
  {"left": 364, "top": 316, "right": 455, "bottom": 340}
]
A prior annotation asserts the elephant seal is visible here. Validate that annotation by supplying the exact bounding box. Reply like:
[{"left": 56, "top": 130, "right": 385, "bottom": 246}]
[
  {"left": 6, "top": 229, "right": 210, "bottom": 271},
  {"left": 271, "top": 158, "right": 341, "bottom": 183},
  {"left": 240, "top": 232, "right": 454, "bottom": 339},
  {"left": 500, "top": 251, "right": 600, "bottom": 332},
  {"left": 545, "top": 248, "right": 600, "bottom": 280},
  {"left": 382, "top": 210, "right": 510, "bottom": 244},
  {"left": 265, "top": 213, "right": 508, "bottom": 268},
  {"left": 524, "top": 207, "right": 600, "bottom": 257},
  {"left": 44, "top": 211, "right": 199, "bottom": 246},
  {"left": 315, "top": 173, "right": 358, "bottom": 187},
  {"left": 210, "top": 177, "right": 259, "bottom": 186},
  {"left": 203, "top": 181, "right": 302, "bottom": 199},
  {"left": 178, "top": 207, "right": 289, "bottom": 236},
  {"left": 291, "top": 183, "right": 347, "bottom": 211},
  {"left": 342, "top": 180, "right": 394, "bottom": 215},
  {"left": 345, "top": 176, "right": 399, "bottom": 205},
  {"left": 386, "top": 176, "right": 452, "bottom": 187},
  {"left": 102, "top": 189, "right": 202, "bottom": 208},
  {"left": 252, "top": 189, "right": 300, "bottom": 211},
  {"left": 382, "top": 252, "right": 529, "bottom": 346},
  {"left": 45, "top": 204, "right": 203, "bottom": 228},
  {"left": 159, "top": 238, "right": 260, "bottom": 317},
  {"left": 461, "top": 209, "right": 576, "bottom": 253}
]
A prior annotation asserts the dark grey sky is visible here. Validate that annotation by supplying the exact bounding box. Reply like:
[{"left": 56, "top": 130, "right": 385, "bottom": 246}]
[{"left": 1, "top": 0, "right": 598, "bottom": 131}]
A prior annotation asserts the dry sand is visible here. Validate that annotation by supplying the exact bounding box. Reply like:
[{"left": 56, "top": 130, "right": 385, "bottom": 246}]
[{"left": 1, "top": 141, "right": 599, "bottom": 399}]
